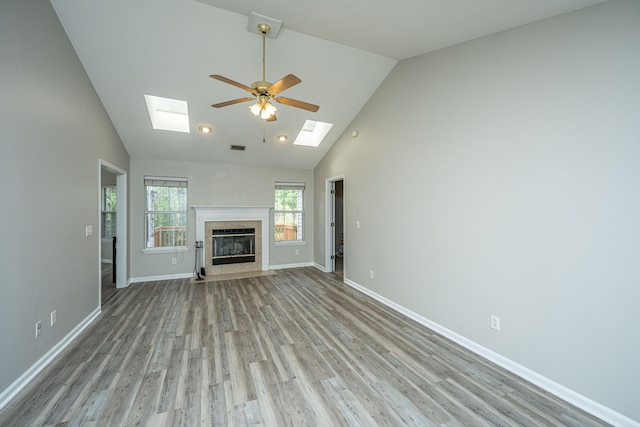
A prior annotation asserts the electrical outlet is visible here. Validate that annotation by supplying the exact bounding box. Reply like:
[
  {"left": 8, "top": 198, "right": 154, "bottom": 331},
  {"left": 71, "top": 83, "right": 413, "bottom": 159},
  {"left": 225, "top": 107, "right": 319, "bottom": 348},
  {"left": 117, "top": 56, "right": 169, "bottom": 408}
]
[
  {"left": 295, "top": 249, "right": 300, "bottom": 256},
  {"left": 35, "top": 321, "right": 42, "bottom": 337},
  {"left": 50, "top": 310, "right": 57, "bottom": 326},
  {"left": 172, "top": 257, "right": 177, "bottom": 265},
  {"left": 491, "top": 315, "right": 501, "bottom": 331},
  {"left": 85, "top": 225, "right": 93, "bottom": 237},
  {"left": 369, "top": 270, "right": 374, "bottom": 279}
]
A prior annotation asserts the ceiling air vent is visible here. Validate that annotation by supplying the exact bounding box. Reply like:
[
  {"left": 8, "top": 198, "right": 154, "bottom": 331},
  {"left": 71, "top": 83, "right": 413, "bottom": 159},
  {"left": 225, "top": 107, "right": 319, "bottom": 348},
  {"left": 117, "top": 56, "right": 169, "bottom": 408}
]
[{"left": 230, "top": 145, "right": 246, "bottom": 151}]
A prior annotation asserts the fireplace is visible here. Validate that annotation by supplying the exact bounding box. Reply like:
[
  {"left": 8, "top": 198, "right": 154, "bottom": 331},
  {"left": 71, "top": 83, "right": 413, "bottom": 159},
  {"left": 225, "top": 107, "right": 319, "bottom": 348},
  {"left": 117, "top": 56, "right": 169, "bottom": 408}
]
[
  {"left": 212, "top": 228, "right": 256, "bottom": 265},
  {"left": 192, "top": 206, "right": 271, "bottom": 276}
]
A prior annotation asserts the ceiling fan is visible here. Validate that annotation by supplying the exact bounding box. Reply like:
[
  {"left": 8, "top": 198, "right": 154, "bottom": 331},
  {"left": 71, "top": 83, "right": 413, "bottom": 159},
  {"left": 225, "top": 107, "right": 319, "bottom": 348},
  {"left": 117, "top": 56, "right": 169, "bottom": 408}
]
[{"left": 210, "top": 23, "right": 319, "bottom": 122}]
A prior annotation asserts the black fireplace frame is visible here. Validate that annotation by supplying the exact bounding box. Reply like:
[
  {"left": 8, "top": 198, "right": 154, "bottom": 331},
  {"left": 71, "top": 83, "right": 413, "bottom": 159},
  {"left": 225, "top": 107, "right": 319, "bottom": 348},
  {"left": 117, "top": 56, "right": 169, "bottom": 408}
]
[{"left": 211, "top": 228, "right": 256, "bottom": 266}]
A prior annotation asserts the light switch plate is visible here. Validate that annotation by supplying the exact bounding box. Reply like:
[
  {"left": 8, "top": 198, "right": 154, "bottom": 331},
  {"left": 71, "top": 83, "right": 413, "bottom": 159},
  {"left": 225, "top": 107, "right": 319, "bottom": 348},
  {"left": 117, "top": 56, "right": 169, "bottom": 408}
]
[
  {"left": 491, "top": 315, "right": 501, "bottom": 331},
  {"left": 85, "top": 225, "right": 93, "bottom": 237}
]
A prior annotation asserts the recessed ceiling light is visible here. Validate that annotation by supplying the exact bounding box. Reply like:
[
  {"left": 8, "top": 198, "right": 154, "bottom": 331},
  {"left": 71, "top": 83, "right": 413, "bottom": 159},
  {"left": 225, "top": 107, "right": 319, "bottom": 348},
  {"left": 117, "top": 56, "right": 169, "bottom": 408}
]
[
  {"left": 144, "top": 94, "right": 190, "bottom": 133},
  {"left": 199, "top": 125, "right": 213, "bottom": 134},
  {"left": 293, "top": 120, "right": 334, "bottom": 147},
  {"left": 276, "top": 134, "right": 288, "bottom": 142}
]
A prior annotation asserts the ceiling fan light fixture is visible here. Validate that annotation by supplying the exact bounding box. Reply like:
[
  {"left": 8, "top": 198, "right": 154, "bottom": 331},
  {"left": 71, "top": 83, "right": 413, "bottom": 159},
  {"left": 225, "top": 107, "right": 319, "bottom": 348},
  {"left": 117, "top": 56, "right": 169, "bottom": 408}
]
[
  {"left": 250, "top": 97, "right": 277, "bottom": 120},
  {"left": 249, "top": 102, "right": 262, "bottom": 116},
  {"left": 262, "top": 102, "right": 276, "bottom": 119}
]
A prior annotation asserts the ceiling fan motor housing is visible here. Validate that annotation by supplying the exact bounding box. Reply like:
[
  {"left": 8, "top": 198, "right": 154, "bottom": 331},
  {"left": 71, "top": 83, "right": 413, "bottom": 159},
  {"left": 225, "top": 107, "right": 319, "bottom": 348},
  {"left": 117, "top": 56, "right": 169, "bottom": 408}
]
[{"left": 251, "top": 81, "right": 271, "bottom": 93}]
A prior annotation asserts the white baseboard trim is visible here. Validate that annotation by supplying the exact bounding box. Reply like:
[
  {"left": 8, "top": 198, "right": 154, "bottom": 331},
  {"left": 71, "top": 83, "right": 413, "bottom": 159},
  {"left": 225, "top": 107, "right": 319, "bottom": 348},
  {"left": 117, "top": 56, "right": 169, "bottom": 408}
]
[
  {"left": 343, "top": 278, "right": 639, "bottom": 427},
  {"left": 0, "top": 307, "right": 102, "bottom": 412},
  {"left": 270, "top": 262, "right": 314, "bottom": 270},
  {"left": 129, "top": 272, "right": 194, "bottom": 283},
  {"left": 313, "top": 263, "right": 330, "bottom": 273}
]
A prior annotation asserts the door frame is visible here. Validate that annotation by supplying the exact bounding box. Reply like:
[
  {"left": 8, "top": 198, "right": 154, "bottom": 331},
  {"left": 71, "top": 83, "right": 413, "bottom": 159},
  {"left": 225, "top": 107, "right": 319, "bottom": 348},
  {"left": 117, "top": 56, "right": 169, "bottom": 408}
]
[
  {"left": 325, "top": 175, "right": 345, "bottom": 274},
  {"left": 99, "top": 159, "right": 128, "bottom": 300}
]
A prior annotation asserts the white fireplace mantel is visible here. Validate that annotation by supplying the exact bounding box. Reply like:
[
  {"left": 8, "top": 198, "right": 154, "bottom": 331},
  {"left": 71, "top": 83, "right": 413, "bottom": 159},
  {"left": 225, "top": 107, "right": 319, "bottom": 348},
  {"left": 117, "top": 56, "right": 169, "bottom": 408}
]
[{"left": 192, "top": 206, "right": 272, "bottom": 270}]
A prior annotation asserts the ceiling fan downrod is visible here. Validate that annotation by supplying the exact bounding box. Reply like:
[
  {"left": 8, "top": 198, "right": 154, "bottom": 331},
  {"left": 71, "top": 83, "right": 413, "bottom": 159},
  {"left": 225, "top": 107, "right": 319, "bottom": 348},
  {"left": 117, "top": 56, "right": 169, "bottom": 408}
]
[{"left": 258, "top": 23, "right": 270, "bottom": 84}]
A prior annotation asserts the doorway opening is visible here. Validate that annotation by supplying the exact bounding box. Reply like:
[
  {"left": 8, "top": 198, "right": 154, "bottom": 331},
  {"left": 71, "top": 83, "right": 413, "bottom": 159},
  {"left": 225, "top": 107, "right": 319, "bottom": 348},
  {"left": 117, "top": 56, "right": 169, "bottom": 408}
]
[
  {"left": 326, "top": 176, "right": 345, "bottom": 278},
  {"left": 100, "top": 169, "right": 117, "bottom": 302},
  {"left": 99, "top": 160, "right": 127, "bottom": 306}
]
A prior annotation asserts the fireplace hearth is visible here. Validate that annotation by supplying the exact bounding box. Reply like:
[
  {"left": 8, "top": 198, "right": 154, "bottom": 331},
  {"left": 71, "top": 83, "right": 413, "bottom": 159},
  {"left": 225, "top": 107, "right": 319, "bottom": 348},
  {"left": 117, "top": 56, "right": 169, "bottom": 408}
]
[
  {"left": 193, "top": 206, "right": 271, "bottom": 276},
  {"left": 203, "top": 220, "right": 261, "bottom": 275}
]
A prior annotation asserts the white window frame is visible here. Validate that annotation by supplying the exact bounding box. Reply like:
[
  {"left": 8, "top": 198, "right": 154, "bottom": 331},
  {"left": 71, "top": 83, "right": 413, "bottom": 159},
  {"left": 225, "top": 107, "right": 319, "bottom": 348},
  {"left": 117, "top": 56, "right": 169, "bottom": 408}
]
[
  {"left": 143, "top": 176, "right": 188, "bottom": 253},
  {"left": 274, "top": 182, "right": 305, "bottom": 245}
]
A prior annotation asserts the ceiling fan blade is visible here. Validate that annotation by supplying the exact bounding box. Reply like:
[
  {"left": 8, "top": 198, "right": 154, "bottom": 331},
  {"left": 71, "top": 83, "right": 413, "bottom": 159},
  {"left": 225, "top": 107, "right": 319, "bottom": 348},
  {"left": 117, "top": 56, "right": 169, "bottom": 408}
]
[
  {"left": 266, "top": 113, "right": 277, "bottom": 122},
  {"left": 268, "top": 74, "right": 301, "bottom": 96},
  {"left": 274, "top": 96, "right": 320, "bottom": 113},
  {"left": 210, "top": 75, "right": 254, "bottom": 93},
  {"left": 211, "top": 97, "right": 255, "bottom": 108}
]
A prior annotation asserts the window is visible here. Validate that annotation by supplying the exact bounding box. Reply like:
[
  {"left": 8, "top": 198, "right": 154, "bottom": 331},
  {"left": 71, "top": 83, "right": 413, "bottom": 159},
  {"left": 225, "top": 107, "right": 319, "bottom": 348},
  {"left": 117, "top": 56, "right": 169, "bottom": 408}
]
[
  {"left": 145, "top": 177, "right": 188, "bottom": 249},
  {"left": 274, "top": 183, "right": 304, "bottom": 242},
  {"left": 102, "top": 186, "right": 117, "bottom": 239}
]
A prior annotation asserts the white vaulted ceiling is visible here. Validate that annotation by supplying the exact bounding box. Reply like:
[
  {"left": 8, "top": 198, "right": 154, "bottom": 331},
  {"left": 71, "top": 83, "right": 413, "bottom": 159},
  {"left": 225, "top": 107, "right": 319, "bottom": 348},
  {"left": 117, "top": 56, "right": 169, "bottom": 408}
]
[{"left": 50, "top": 0, "right": 605, "bottom": 169}]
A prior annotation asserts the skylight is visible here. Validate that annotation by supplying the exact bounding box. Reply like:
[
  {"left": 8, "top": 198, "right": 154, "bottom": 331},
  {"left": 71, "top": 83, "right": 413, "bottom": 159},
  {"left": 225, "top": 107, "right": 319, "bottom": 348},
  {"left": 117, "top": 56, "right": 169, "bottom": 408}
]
[
  {"left": 144, "top": 94, "right": 190, "bottom": 133},
  {"left": 293, "top": 120, "right": 333, "bottom": 147}
]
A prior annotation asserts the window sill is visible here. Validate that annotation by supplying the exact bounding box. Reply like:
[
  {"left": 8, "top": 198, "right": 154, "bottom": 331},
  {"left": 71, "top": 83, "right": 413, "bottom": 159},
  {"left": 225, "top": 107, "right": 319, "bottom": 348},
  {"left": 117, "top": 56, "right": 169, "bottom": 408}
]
[
  {"left": 142, "top": 246, "right": 189, "bottom": 254},
  {"left": 274, "top": 240, "right": 306, "bottom": 247}
]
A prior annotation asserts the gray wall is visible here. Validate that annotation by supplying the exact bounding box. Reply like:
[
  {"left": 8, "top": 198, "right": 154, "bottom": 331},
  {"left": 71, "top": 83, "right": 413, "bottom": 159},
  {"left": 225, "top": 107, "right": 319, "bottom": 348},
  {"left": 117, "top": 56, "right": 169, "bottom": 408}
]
[
  {"left": 130, "top": 157, "right": 313, "bottom": 279},
  {"left": 314, "top": 0, "right": 640, "bottom": 422},
  {"left": 0, "top": 0, "right": 130, "bottom": 396}
]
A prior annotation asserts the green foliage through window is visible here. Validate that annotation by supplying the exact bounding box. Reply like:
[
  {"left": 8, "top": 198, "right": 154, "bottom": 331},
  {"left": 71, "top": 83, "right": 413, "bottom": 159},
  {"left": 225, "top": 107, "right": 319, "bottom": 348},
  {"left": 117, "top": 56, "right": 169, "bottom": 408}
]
[
  {"left": 274, "top": 183, "right": 304, "bottom": 242},
  {"left": 145, "top": 177, "right": 188, "bottom": 248}
]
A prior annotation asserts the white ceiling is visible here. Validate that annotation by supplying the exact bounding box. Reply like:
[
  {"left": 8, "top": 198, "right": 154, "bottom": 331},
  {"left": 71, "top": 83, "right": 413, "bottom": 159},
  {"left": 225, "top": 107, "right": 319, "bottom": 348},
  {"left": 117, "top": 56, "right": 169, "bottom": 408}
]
[{"left": 50, "top": 0, "right": 605, "bottom": 170}]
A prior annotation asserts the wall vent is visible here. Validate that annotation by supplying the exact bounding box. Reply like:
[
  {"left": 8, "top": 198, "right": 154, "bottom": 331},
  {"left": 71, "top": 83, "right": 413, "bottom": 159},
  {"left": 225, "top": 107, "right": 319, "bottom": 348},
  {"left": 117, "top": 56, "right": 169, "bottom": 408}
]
[{"left": 230, "top": 145, "right": 246, "bottom": 151}]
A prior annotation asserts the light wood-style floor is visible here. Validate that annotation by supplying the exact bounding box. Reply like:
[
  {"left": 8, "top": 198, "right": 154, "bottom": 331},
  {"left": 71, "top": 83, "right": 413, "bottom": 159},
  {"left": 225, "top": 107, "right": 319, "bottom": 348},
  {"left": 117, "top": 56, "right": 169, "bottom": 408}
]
[
  {"left": 334, "top": 256, "right": 344, "bottom": 279},
  {"left": 0, "top": 267, "right": 608, "bottom": 426},
  {"left": 101, "top": 262, "right": 117, "bottom": 305}
]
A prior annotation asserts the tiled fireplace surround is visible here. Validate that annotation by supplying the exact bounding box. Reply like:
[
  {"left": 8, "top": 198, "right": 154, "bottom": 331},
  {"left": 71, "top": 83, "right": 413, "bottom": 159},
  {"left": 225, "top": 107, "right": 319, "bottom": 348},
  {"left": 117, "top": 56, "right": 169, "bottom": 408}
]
[{"left": 192, "top": 206, "right": 271, "bottom": 276}]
